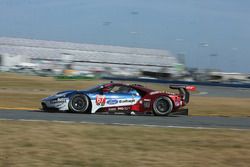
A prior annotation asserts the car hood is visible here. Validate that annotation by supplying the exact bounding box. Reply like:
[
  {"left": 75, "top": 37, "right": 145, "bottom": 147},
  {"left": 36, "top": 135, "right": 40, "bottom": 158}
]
[
  {"left": 43, "top": 90, "right": 77, "bottom": 101},
  {"left": 43, "top": 89, "right": 97, "bottom": 101}
]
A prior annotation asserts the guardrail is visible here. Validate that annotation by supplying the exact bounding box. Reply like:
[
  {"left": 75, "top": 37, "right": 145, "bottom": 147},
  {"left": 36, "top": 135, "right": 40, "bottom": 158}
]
[{"left": 102, "top": 77, "right": 250, "bottom": 88}]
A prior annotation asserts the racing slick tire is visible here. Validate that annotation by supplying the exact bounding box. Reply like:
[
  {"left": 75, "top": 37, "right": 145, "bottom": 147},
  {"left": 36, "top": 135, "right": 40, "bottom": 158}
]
[
  {"left": 153, "top": 96, "right": 173, "bottom": 116},
  {"left": 41, "top": 102, "right": 48, "bottom": 112},
  {"left": 68, "top": 94, "right": 90, "bottom": 113}
]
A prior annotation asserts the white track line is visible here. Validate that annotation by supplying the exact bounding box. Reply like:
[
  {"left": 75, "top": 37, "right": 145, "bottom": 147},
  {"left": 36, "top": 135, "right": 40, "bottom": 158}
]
[
  {"left": 193, "top": 91, "right": 208, "bottom": 96},
  {"left": 0, "top": 118, "right": 249, "bottom": 131}
]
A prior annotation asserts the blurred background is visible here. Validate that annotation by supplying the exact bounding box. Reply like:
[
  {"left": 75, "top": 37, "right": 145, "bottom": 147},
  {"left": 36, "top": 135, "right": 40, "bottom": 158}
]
[
  {"left": 1, "top": 36, "right": 250, "bottom": 84},
  {"left": 1, "top": 1, "right": 250, "bottom": 167},
  {"left": 0, "top": 0, "right": 250, "bottom": 84}
]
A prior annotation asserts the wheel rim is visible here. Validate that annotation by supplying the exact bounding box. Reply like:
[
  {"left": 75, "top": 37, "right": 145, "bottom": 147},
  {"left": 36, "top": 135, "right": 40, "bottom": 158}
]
[
  {"left": 71, "top": 96, "right": 87, "bottom": 111},
  {"left": 156, "top": 99, "right": 170, "bottom": 113}
]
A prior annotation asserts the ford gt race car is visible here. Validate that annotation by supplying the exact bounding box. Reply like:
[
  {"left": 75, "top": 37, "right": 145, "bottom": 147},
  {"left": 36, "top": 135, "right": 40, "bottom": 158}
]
[{"left": 41, "top": 82, "right": 196, "bottom": 116}]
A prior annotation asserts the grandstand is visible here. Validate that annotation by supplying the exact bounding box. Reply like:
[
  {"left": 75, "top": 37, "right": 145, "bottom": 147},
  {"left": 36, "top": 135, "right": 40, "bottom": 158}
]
[{"left": 0, "top": 37, "right": 183, "bottom": 78}]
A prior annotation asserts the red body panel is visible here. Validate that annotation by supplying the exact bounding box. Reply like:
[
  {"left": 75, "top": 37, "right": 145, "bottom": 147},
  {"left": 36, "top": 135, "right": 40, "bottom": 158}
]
[
  {"left": 130, "top": 85, "right": 188, "bottom": 114},
  {"left": 131, "top": 93, "right": 184, "bottom": 113},
  {"left": 101, "top": 83, "right": 191, "bottom": 114}
]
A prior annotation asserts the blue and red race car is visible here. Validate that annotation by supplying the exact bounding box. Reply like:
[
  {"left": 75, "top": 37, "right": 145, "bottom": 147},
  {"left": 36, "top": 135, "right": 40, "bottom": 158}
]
[{"left": 41, "top": 82, "right": 196, "bottom": 116}]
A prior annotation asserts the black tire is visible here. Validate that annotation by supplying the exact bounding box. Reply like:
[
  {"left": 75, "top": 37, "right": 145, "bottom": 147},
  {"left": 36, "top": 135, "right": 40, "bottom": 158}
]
[
  {"left": 153, "top": 96, "right": 173, "bottom": 116},
  {"left": 41, "top": 102, "right": 48, "bottom": 112},
  {"left": 68, "top": 94, "right": 90, "bottom": 113}
]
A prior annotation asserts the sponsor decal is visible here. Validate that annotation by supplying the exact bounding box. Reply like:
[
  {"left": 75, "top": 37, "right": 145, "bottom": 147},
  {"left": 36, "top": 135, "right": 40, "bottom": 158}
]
[
  {"left": 117, "top": 106, "right": 130, "bottom": 111},
  {"left": 150, "top": 91, "right": 161, "bottom": 95},
  {"left": 96, "top": 95, "right": 106, "bottom": 106},
  {"left": 143, "top": 101, "right": 151, "bottom": 108},
  {"left": 108, "top": 107, "right": 116, "bottom": 111},
  {"left": 107, "top": 99, "right": 118, "bottom": 105},
  {"left": 108, "top": 106, "right": 131, "bottom": 111},
  {"left": 143, "top": 99, "right": 151, "bottom": 102},
  {"left": 150, "top": 91, "right": 175, "bottom": 95},
  {"left": 175, "top": 101, "right": 180, "bottom": 107},
  {"left": 50, "top": 98, "right": 67, "bottom": 104},
  {"left": 119, "top": 99, "right": 135, "bottom": 103}
]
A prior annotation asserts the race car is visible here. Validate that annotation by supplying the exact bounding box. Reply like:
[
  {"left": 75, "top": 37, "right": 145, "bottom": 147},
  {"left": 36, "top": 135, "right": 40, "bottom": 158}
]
[{"left": 41, "top": 82, "right": 196, "bottom": 116}]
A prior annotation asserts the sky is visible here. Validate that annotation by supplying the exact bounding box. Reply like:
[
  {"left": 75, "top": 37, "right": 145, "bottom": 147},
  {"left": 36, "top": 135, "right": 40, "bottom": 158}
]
[{"left": 0, "top": 0, "right": 250, "bottom": 72}]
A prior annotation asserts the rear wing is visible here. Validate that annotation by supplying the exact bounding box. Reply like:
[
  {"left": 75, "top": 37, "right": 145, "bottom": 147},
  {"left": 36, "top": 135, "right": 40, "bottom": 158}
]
[{"left": 169, "top": 85, "right": 196, "bottom": 104}]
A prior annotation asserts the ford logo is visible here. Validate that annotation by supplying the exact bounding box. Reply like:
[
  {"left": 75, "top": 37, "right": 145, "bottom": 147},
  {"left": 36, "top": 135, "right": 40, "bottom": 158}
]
[{"left": 107, "top": 99, "right": 118, "bottom": 105}]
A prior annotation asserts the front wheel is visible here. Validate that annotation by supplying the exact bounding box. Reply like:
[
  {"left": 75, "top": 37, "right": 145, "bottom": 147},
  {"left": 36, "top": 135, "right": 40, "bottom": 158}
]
[
  {"left": 153, "top": 96, "right": 173, "bottom": 116},
  {"left": 68, "top": 94, "right": 90, "bottom": 113}
]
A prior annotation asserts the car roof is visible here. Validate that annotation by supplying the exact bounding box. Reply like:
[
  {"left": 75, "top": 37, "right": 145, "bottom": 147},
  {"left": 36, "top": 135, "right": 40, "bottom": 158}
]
[{"left": 103, "top": 82, "right": 154, "bottom": 93}]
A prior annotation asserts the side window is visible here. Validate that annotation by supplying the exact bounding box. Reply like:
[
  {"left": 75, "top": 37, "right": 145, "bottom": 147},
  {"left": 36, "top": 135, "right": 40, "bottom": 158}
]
[
  {"left": 129, "top": 89, "right": 140, "bottom": 96},
  {"left": 110, "top": 86, "right": 131, "bottom": 93},
  {"left": 110, "top": 86, "right": 121, "bottom": 93}
]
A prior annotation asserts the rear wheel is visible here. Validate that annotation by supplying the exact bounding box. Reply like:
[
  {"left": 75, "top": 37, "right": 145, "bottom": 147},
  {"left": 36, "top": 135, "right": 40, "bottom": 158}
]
[
  {"left": 68, "top": 94, "right": 90, "bottom": 113},
  {"left": 153, "top": 96, "right": 173, "bottom": 116}
]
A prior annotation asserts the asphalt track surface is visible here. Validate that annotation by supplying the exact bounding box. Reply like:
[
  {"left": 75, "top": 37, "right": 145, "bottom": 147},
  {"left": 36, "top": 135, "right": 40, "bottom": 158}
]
[
  {"left": 195, "top": 86, "right": 250, "bottom": 98},
  {"left": 1, "top": 109, "right": 250, "bottom": 130},
  {"left": 1, "top": 86, "right": 250, "bottom": 130}
]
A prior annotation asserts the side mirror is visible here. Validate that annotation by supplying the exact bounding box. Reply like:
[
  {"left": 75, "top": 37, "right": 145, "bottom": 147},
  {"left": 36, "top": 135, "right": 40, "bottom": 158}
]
[
  {"left": 131, "top": 93, "right": 140, "bottom": 96},
  {"left": 102, "top": 87, "right": 110, "bottom": 93}
]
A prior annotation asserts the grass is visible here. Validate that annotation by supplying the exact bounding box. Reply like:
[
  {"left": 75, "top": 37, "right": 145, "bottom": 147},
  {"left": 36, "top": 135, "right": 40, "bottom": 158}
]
[
  {"left": 1, "top": 73, "right": 250, "bottom": 167},
  {"left": 1, "top": 120, "right": 250, "bottom": 167},
  {"left": 190, "top": 96, "right": 250, "bottom": 116},
  {"left": 0, "top": 72, "right": 250, "bottom": 116}
]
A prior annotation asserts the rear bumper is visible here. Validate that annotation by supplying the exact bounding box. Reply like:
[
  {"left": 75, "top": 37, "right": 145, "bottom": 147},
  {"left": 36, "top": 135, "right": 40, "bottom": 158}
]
[{"left": 169, "top": 108, "right": 188, "bottom": 116}]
